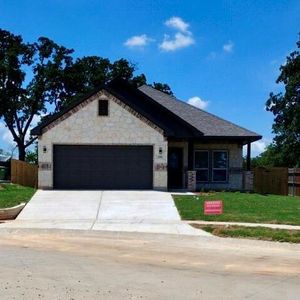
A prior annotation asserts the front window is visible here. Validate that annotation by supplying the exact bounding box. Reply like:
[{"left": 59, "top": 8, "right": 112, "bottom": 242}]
[
  {"left": 194, "top": 150, "right": 209, "bottom": 182},
  {"left": 194, "top": 150, "right": 229, "bottom": 183},
  {"left": 212, "top": 151, "right": 228, "bottom": 182}
]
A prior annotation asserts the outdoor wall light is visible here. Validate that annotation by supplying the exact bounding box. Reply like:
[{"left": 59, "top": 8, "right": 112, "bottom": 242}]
[
  {"left": 43, "top": 146, "right": 47, "bottom": 153},
  {"left": 159, "top": 147, "right": 163, "bottom": 155}
]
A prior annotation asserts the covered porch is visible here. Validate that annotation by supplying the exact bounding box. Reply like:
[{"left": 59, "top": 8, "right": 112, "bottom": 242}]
[{"left": 167, "top": 138, "right": 254, "bottom": 191}]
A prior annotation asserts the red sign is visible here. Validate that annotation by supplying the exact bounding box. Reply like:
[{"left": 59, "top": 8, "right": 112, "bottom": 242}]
[{"left": 204, "top": 200, "right": 223, "bottom": 215}]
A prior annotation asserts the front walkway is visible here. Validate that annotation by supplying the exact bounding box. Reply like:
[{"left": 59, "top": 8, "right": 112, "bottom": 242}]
[{"left": 2, "top": 190, "right": 210, "bottom": 236}]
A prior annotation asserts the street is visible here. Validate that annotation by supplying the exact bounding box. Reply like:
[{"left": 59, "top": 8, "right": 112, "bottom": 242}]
[{"left": 0, "top": 228, "right": 299, "bottom": 299}]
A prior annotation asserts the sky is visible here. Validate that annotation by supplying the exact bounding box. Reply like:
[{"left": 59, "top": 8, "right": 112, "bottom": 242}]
[{"left": 0, "top": 0, "right": 299, "bottom": 156}]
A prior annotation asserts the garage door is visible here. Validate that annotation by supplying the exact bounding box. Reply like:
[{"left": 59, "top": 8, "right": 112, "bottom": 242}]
[{"left": 53, "top": 145, "right": 153, "bottom": 190}]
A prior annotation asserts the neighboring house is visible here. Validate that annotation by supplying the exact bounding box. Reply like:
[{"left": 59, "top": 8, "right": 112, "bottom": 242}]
[
  {"left": 0, "top": 154, "right": 10, "bottom": 163},
  {"left": 31, "top": 79, "right": 261, "bottom": 191},
  {"left": 0, "top": 154, "right": 11, "bottom": 181}
]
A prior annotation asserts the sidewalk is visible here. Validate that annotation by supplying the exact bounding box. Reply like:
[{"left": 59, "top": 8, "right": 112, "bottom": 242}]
[
  {"left": 187, "top": 220, "right": 300, "bottom": 230},
  {"left": 1, "top": 219, "right": 212, "bottom": 236}
]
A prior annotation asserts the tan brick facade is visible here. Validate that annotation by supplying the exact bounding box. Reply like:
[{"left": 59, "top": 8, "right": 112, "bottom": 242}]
[
  {"left": 38, "top": 89, "right": 245, "bottom": 191},
  {"left": 38, "top": 90, "right": 168, "bottom": 190}
]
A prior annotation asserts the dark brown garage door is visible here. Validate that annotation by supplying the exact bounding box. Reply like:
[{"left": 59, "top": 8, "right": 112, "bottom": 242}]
[{"left": 53, "top": 145, "right": 153, "bottom": 190}]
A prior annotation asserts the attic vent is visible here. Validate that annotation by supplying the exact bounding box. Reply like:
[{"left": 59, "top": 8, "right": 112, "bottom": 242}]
[{"left": 98, "top": 100, "right": 109, "bottom": 116}]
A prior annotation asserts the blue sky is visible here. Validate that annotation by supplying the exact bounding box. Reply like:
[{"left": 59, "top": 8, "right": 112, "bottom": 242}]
[{"left": 0, "top": 0, "right": 299, "bottom": 156}]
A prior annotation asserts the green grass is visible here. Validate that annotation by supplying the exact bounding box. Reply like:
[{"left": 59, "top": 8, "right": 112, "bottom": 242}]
[
  {"left": 173, "top": 192, "right": 300, "bottom": 225},
  {"left": 194, "top": 224, "right": 300, "bottom": 243},
  {"left": 0, "top": 184, "right": 36, "bottom": 208}
]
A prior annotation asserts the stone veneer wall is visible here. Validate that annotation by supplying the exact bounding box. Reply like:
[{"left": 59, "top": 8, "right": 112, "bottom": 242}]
[
  {"left": 38, "top": 90, "right": 168, "bottom": 190},
  {"left": 194, "top": 143, "right": 244, "bottom": 190},
  {"left": 243, "top": 171, "right": 254, "bottom": 191}
]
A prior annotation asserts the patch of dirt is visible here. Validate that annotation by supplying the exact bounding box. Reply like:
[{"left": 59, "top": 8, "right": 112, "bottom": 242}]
[{"left": 191, "top": 224, "right": 229, "bottom": 235}]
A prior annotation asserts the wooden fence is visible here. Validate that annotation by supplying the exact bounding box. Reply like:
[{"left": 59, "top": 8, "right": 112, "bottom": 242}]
[
  {"left": 253, "top": 167, "right": 288, "bottom": 195},
  {"left": 288, "top": 168, "right": 300, "bottom": 196},
  {"left": 11, "top": 159, "right": 38, "bottom": 188}
]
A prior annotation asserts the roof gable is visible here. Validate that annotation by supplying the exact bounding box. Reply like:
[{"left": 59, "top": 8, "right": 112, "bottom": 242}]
[{"left": 31, "top": 79, "right": 203, "bottom": 138}]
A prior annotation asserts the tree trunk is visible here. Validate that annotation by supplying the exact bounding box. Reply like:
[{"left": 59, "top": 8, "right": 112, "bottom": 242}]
[{"left": 18, "top": 145, "right": 26, "bottom": 161}]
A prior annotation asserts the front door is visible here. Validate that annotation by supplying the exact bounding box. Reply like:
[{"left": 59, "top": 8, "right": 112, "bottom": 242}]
[{"left": 168, "top": 147, "right": 183, "bottom": 189}]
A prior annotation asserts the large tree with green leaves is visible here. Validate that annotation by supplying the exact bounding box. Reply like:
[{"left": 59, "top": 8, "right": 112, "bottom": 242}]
[
  {"left": 266, "top": 34, "right": 300, "bottom": 167},
  {"left": 249, "top": 144, "right": 284, "bottom": 168},
  {"left": 0, "top": 29, "right": 74, "bottom": 160},
  {"left": 0, "top": 29, "right": 172, "bottom": 161}
]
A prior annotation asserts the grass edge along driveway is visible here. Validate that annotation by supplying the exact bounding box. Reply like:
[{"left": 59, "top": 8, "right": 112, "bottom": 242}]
[
  {"left": 192, "top": 224, "right": 300, "bottom": 243},
  {"left": 173, "top": 192, "right": 300, "bottom": 226},
  {"left": 0, "top": 184, "right": 36, "bottom": 208}
]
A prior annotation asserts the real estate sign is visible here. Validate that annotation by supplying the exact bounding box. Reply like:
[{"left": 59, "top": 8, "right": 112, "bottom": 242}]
[{"left": 204, "top": 200, "right": 223, "bottom": 215}]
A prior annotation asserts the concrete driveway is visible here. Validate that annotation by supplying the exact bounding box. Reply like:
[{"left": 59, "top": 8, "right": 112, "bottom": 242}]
[{"left": 7, "top": 190, "right": 208, "bottom": 236}]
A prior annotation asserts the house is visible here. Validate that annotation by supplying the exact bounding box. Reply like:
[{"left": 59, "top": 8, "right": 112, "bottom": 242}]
[
  {"left": 31, "top": 79, "right": 261, "bottom": 191},
  {"left": 0, "top": 154, "right": 10, "bottom": 181},
  {"left": 0, "top": 154, "right": 10, "bottom": 163}
]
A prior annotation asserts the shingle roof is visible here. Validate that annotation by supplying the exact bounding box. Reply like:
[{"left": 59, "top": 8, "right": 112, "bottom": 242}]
[
  {"left": 138, "top": 85, "right": 261, "bottom": 139},
  {"left": 31, "top": 78, "right": 261, "bottom": 142}
]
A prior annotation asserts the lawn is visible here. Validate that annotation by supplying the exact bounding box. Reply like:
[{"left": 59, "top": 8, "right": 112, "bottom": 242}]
[
  {"left": 192, "top": 224, "right": 300, "bottom": 243},
  {"left": 0, "top": 184, "right": 36, "bottom": 208},
  {"left": 173, "top": 192, "right": 300, "bottom": 225}
]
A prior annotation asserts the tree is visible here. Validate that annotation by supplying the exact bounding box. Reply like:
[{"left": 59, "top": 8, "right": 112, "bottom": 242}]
[
  {"left": 0, "top": 29, "right": 74, "bottom": 160},
  {"left": 266, "top": 34, "right": 300, "bottom": 167},
  {"left": 249, "top": 144, "right": 285, "bottom": 168},
  {"left": 25, "top": 146, "right": 38, "bottom": 164},
  {"left": 152, "top": 82, "right": 173, "bottom": 95},
  {"left": 59, "top": 57, "right": 149, "bottom": 109},
  {"left": 0, "top": 29, "right": 173, "bottom": 161},
  {"left": 60, "top": 57, "right": 172, "bottom": 109}
]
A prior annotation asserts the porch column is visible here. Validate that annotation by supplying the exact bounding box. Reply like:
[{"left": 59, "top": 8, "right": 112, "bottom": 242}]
[
  {"left": 188, "top": 140, "right": 194, "bottom": 170},
  {"left": 246, "top": 142, "right": 251, "bottom": 171},
  {"left": 187, "top": 140, "right": 196, "bottom": 191}
]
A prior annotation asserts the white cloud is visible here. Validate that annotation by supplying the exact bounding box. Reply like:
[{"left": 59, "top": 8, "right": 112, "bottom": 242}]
[
  {"left": 159, "top": 32, "right": 195, "bottom": 52},
  {"left": 252, "top": 140, "right": 267, "bottom": 154},
  {"left": 187, "top": 96, "right": 209, "bottom": 110},
  {"left": 159, "top": 16, "right": 195, "bottom": 52},
  {"left": 223, "top": 40, "right": 234, "bottom": 53},
  {"left": 0, "top": 122, "right": 14, "bottom": 150},
  {"left": 243, "top": 139, "right": 271, "bottom": 157},
  {"left": 165, "top": 16, "right": 190, "bottom": 33},
  {"left": 30, "top": 114, "right": 43, "bottom": 128},
  {"left": 124, "top": 34, "right": 153, "bottom": 48},
  {"left": 0, "top": 114, "right": 44, "bottom": 151}
]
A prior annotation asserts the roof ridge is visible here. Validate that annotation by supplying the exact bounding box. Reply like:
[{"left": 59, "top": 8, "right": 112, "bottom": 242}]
[{"left": 139, "top": 85, "right": 260, "bottom": 137}]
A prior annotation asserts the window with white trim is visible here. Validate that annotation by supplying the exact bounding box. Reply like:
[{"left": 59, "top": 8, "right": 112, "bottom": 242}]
[
  {"left": 194, "top": 150, "right": 209, "bottom": 182},
  {"left": 212, "top": 150, "right": 228, "bottom": 182}
]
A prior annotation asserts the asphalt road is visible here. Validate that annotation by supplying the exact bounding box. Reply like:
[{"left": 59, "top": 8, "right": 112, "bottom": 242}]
[{"left": 0, "top": 229, "right": 299, "bottom": 300}]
